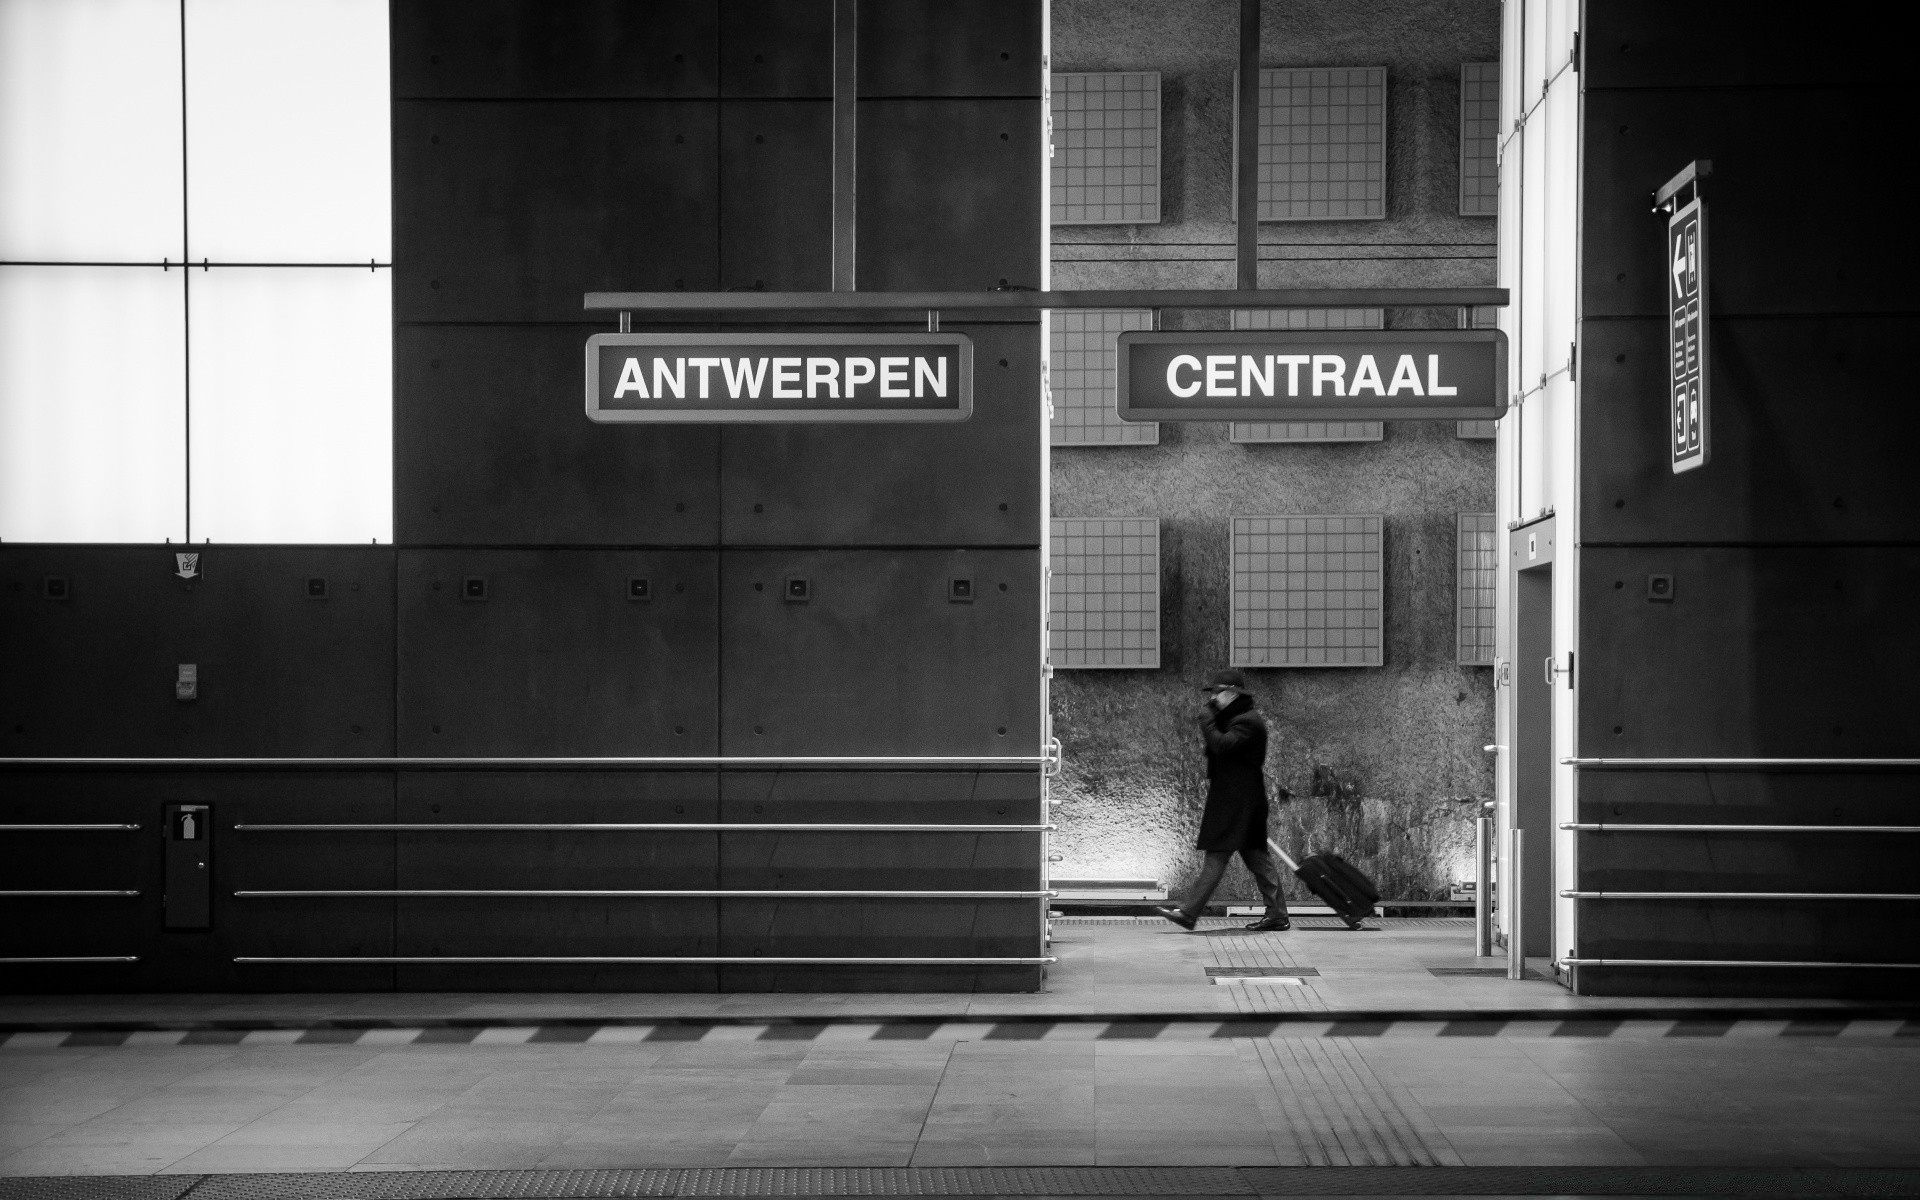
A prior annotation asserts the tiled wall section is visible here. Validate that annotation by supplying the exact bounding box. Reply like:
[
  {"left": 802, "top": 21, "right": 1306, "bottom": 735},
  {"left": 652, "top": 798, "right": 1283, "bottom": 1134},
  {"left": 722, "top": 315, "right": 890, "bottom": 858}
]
[
  {"left": 1230, "top": 309, "right": 1384, "bottom": 443},
  {"left": 1231, "top": 514, "right": 1384, "bottom": 668},
  {"left": 1255, "top": 67, "right": 1387, "bottom": 221},
  {"left": 1049, "top": 517, "right": 1160, "bottom": 668},
  {"left": 1051, "top": 72, "right": 1161, "bottom": 225},
  {"left": 1050, "top": 309, "right": 1157, "bottom": 446},
  {"left": 1459, "top": 62, "right": 1499, "bottom": 217},
  {"left": 1456, "top": 512, "right": 1497, "bottom": 666}
]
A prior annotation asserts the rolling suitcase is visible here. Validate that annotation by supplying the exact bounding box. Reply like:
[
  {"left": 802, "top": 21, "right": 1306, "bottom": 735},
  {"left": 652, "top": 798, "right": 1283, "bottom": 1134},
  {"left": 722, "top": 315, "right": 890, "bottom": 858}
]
[{"left": 1268, "top": 839, "right": 1379, "bottom": 929}]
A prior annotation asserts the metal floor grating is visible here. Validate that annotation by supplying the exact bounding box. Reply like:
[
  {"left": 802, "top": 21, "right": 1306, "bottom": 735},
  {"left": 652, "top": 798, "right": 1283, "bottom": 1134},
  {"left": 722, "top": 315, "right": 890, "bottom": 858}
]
[{"left": 6, "top": 1167, "right": 1920, "bottom": 1199}]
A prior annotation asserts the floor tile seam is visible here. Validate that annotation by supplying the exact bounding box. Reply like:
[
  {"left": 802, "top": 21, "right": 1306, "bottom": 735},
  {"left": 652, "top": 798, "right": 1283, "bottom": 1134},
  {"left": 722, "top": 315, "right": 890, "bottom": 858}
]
[{"left": 1273, "top": 1035, "right": 1371, "bottom": 1165}]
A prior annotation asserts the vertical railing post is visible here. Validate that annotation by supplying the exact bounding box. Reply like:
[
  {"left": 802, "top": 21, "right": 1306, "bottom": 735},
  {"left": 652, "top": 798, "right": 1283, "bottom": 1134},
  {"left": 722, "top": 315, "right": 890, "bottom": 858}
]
[
  {"left": 1475, "top": 814, "right": 1493, "bottom": 957},
  {"left": 1507, "top": 827, "right": 1525, "bottom": 979}
]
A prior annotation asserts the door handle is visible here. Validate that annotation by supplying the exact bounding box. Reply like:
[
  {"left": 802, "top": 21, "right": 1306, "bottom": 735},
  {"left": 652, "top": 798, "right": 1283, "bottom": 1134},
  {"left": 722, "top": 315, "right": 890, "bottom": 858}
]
[{"left": 1543, "top": 653, "right": 1573, "bottom": 687}]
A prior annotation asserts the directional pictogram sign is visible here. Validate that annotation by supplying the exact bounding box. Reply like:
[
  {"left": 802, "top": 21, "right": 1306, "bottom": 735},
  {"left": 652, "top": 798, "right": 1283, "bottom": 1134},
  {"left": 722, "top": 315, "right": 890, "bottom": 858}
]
[{"left": 1668, "top": 196, "right": 1709, "bottom": 472}]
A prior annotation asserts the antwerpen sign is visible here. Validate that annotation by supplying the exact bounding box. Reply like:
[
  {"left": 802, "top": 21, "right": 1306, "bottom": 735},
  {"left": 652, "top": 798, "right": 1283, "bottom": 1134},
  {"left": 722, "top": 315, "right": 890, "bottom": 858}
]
[
  {"left": 1117, "top": 329, "right": 1507, "bottom": 422},
  {"left": 586, "top": 332, "right": 972, "bottom": 423}
]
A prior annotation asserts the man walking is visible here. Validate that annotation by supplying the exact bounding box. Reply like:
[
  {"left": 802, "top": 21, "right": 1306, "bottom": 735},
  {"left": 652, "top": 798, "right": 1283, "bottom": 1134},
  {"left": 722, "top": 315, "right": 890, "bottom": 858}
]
[{"left": 1155, "top": 670, "right": 1290, "bottom": 932}]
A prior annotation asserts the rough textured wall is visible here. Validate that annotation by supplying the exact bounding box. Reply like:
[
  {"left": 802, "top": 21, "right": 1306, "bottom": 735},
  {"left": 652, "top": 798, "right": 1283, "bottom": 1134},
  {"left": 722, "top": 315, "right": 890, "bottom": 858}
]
[{"left": 1050, "top": 0, "right": 1500, "bottom": 904}]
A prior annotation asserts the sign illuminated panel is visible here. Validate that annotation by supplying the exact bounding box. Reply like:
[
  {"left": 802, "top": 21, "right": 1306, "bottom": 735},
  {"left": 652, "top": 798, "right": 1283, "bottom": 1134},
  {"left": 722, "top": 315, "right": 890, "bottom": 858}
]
[
  {"left": 1116, "top": 329, "right": 1506, "bottom": 422},
  {"left": 1668, "top": 197, "right": 1709, "bottom": 472},
  {"left": 585, "top": 332, "right": 972, "bottom": 423}
]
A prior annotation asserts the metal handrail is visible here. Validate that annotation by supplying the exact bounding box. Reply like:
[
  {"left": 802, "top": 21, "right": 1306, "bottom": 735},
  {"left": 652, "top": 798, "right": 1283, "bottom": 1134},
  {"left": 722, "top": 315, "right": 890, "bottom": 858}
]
[
  {"left": 1562, "top": 823, "right": 1920, "bottom": 834},
  {"left": 1565, "top": 758, "right": 1920, "bottom": 768},
  {"left": 236, "top": 889, "right": 1054, "bottom": 899},
  {"left": 1563, "top": 891, "right": 1920, "bottom": 901},
  {"left": 583, "top": 287, "right": 1509, "bottom": 313},
  {"left": 235, "top": 823, "right": 1053, "bottom": 833},
  {"left": 0, "top": 755, "right": 1049, "bottom": 770},
  {"left": 0, "top": 890, "right": 140, "bottom": 897},
  {"left": 0, "top": 824, "right": 140, "bottom": 832},
  {"left": 0, "top": 956, "right": 139, "bottom": 964},
  {"left": 1564, "top": 958, "right": 1920, "bottom": 970},
  {"left": 237, "top": 955, "right": 1056, "bottom": 965}
]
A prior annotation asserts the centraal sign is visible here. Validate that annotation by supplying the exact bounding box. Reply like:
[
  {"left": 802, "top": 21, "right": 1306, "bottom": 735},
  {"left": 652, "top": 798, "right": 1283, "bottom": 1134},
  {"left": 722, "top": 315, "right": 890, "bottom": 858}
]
[
  {"left": 586, "top": 332, "right": 972, "bottom": 423},
  {"left": 1116, "top": 329, "right": 1507, "bottom": 422}
]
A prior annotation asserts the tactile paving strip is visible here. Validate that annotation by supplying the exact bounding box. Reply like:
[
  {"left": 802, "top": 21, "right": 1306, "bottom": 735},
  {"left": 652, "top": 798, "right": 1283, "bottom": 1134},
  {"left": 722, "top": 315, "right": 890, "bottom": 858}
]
[
  {"left": 9, "top": 1168, "right": 1920, "bottom": 1199},
  {"left": 0, "top": 1179, "right": 196, "bottom": 1200},
  {"left": 187, "top": 1171, "right": 678, "bottom": 1200}
]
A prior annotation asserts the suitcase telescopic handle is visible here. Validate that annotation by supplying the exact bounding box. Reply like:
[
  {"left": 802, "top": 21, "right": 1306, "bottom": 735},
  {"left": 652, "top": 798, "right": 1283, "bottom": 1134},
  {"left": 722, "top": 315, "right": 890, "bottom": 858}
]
[{"left": 1266, "top": 838, "right": 1300, "bottom": 873}]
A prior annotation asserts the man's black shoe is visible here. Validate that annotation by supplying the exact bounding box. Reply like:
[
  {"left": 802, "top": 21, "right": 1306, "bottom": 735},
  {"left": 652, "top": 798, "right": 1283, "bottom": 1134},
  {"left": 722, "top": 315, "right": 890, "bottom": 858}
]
[
  {"left": 1153, "top": 906, "right": 1197, "bottom": 931},
  {"left": 1243, "top": 916, "right": 1291, "bottom": 932}
]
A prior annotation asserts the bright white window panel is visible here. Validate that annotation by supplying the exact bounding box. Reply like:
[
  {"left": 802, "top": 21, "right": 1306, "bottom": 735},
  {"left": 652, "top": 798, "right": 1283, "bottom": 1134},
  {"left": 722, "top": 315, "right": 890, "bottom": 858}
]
[
  {"left": 1050, "top": 517, "right": 1160, "bottom": 669},
  {"left": 1254, "top": 67, "right": 1386, "bottom": 221},
  {"left": 1230, "top": 308, "right": 1383, "bottom": 442},
  {"left": 188, "top": 268, "right": 391, "bottom": 543},
  {"left": 1460, "top": 63, "right": 1499, "bottom": 217},
  {"left": 1456, "top": 306, "right": 1499, "bottom": 438},
  {"left": 1051, "top": 72, "right": 1160, "bottom": 225},
  {"left": 1051, "top": 308, "right": 1157, "bottom": 446},
  {"left": 0, "top": 267, "right": 185, "bottom": 541},
  {"left": 1457, "top": 512, "right": 1497, "bottom": 666},
  {"left": 1232, "top": 514, "right": 1382, "bottom": 669},
  {"left": 0, "top": 0, "right": 183, "bottom": 261},
  {"left": 185, "top": 0, "right": 391, "bottom": 262}
]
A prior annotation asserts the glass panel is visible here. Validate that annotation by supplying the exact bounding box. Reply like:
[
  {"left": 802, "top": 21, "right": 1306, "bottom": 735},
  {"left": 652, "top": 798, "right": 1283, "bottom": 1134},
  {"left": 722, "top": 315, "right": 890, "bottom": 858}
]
[
  {"left": 185, "top": 0, "right": 390, "bottom": 262},
  {"left": 188, "top": 268, "right": 390, "bottom": 543},
  {"left": 0, "top": 266, "right": 185, "bottom": 541},
  {"left": 0, "top": 0, "right": 184, "bottom": 261}
]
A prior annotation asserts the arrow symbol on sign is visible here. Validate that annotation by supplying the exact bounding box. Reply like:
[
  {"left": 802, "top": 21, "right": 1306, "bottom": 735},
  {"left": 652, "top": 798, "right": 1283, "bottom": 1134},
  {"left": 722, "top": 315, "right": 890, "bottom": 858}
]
[{"left": 1673, "top": 239, "right": 1689, "bottom": 293}]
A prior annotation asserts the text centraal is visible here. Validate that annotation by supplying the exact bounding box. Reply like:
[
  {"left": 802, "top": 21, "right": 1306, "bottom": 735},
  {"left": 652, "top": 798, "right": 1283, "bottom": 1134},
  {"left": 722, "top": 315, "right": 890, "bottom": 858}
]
[{"left": 1164, "top": 353, "right": 1459, "bottom": 398}]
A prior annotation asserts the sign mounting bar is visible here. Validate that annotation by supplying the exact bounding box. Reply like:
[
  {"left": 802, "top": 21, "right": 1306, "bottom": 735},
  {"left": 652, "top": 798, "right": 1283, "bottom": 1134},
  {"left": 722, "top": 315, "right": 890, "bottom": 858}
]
[{"left": 585, "top": 288, "right": 1509, "bottom": 313}]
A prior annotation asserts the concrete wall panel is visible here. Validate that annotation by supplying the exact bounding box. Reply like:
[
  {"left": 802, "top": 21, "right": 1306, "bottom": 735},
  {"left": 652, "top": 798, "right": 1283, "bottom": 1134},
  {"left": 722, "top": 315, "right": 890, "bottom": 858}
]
[
  {"left": 856, "top": 101, "right": 1042, "bottom": 291},
  {"left": 857, "top": 0, "right": 1044, "bottom": 98},
  {"left": 721, "top": 0, "right": 834, "bottom": 99},
  {"left": 719, "top": 322, "right": 1041, "bottom": 546},
  {"left": 394, "top": 325, "right": 721, "bottom": 546},
  {"left": 392, "top": 0, "right": 720, "bottom": 99},
  {"left": 1581, "top": 89, "right": 1900, "bottom": 320},
  {"left": 719, "top": 550, "right": 1040, "bottom": 757},
  {"left": 397, "top": 550, "right": 719, "bottom": 756},
  {"left": 1578, "top": 317, "right": 1920, "bottom": 545},
  {"left": 720, "top": 101, "right": 833, "bottom": 291},
  {"left": 1577, "top": 547, "right": 1920, "bottom": 759},
  {"left": 393, "top": 101, "right": 720, "bottom": 323}
]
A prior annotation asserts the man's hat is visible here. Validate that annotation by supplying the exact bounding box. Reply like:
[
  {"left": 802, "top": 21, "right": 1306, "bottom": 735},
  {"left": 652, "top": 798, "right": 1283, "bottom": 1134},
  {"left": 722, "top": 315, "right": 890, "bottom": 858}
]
[{"left": 1201, "top": 669, "right": 1248, "bottom": 691}]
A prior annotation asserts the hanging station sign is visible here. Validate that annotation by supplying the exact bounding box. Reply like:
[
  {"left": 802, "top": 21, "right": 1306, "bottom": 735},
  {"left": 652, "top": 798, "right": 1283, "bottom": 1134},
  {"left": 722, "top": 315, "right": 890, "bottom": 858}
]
[
  {"left": 1667, "top": 195, "right": 1709, "bottom": 472},
  {"left": 585, "top": 332, "right": 972, "bottom": 423},
  {"left": 1115, "top": 329, "right": 1507, "bottom": 422}
]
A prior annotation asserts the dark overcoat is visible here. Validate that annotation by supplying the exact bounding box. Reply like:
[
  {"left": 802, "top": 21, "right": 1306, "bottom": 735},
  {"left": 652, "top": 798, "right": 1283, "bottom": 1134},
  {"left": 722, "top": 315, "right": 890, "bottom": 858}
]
[{"left": 1195, "top": 692, "right": 1269, "bottom": 852}]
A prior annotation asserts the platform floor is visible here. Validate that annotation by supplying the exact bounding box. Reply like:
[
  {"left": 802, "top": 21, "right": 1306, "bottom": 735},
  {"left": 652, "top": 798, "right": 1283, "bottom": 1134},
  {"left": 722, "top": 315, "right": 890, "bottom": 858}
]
[
  {"left": 2, "top": 919, "right": 1915, "bottom": 1177},
  {"left": 0, "top": 917, "right": 1889, "bottom": 1029}
]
